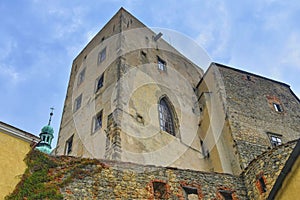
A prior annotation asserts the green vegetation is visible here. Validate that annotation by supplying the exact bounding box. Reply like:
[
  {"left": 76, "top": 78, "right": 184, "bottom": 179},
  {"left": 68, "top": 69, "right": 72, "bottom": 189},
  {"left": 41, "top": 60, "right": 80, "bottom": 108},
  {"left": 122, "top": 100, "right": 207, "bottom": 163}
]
[
  {"left": 5, "top": 149, "right": 105, "bottom": 200},
  {"left": 5, "top": 150, "right": 62, "bottom": 200}
]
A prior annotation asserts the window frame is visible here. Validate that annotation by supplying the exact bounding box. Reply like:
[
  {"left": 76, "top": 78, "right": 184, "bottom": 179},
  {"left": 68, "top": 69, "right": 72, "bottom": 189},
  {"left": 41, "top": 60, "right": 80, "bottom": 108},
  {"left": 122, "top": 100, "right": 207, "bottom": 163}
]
[
  {"left": 98, "top": 47, "right": 106, "bottom": 64},
  {"left": 182, "top": 186, "right": 199, "bottom": 200},
  {"left": 95, "top": 73, "right": 104, "bottom": 92},
  {"left": 273, "top": 103, "right": 283, "bottom": 112},
  {"left": 219, "top": 190, "right": 233, "bottom": 200},
  {"left": 74, "top": 94, "right": 82, "bottom": 112},
  {"left": 93, "top": 110, "right": 103, "bottom": 132},
  {"left": 157, "top": 56, "right": 166, "bottom": 71},
  {"left": 65, "top": 135, "right": 74, "bottom": 155},
  {"left": 158, "top": 97, "right": 176, "bottom": 136},
  {"left": 268, "top": 133, "right": 282, "bottom": 147},
  {"left": 77, "top": 68, "right": 86, "bottom": 86}
]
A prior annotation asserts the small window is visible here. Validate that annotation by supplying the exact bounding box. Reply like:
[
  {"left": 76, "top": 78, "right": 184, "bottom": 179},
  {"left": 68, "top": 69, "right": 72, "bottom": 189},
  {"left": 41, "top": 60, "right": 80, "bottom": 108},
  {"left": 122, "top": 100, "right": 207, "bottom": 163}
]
[
  {"left": 94, "top": 110, "right": 103, "bottom": 131},
  {"left": 141, "top": 51, "right": 147, "bottom": 57},
  {"left": 273, "top": 103, "right": 283, "bottom": 112},
  {"left": 77, "top": 68, "right": 85, "bottom": 86},
  {"left": 269, "top": 134, "right": 282, "bottom": 147},
  {"left": 65, "top": 135, "right": 74, "bottom": 155},
  {"left": 157, "top": 57, "right": 166, "bottom": 71},
  {"left": 219, "top": 190, "right": 233, "bottom": 200},
  {"left": 153, "top": 182, "right": 167, "bottom": 199},
  {"left": 74, "top": 94, "right": 82, "bottom": 112},
  {"left": 95, "top": 73, "right": 104, "bottom": 92},
  {"left": 246, "top": 75, "right": 251, "bottom": 81},
  {"left": 258, "top": 176, "right": 267, "bottom": 193},
  {"left": 182, "top": 186, "right": 198, "bottom": 200},
  {"left": 98, "top": 47, "right": 106, "bottom": 64}
]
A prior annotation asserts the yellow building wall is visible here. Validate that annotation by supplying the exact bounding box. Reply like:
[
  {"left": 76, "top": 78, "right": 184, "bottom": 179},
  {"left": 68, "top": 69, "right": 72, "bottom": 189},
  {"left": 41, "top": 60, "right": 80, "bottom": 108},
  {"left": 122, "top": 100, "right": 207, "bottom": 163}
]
[
  {"left": 275, "top": 157, "right": 300, "bottom": 200},
  {"left": 0, "top": 131, "right": 32, "bottom": 199}
]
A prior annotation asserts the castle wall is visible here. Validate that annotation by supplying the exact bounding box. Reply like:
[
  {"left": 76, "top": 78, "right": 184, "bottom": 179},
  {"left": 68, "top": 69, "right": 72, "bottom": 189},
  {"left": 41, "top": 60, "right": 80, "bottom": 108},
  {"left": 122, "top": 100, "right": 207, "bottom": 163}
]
[
  {"left": 216, "top": 64, "right": 300, "bottom": 168},
  {"left": 243, "top": 140, "right": 297, "bottom": 200},
  {"left": 59, "top": 159, "right": 248, "bottom": 200}
]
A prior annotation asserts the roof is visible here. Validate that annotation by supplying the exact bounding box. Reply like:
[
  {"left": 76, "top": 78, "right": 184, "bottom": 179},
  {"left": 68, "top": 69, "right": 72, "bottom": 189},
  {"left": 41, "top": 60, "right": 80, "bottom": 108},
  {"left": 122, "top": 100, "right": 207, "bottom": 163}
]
[
  {"left": 0, "top": 121, "right": 40, "bottom": 143},
  {"left": 197, "top": 62, "right": 292, "bottom": 89}
]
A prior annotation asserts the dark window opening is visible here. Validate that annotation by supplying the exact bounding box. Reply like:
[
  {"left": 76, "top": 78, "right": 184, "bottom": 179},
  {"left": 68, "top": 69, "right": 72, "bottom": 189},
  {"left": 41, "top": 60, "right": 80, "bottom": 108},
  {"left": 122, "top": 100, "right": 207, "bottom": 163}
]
[
  {"left": 246, "top": 75, "right": 251, "bottom": 81},
  {"left": 141, "top": 51, "right": 147, "bottom": 57},
  {"left": 77, "top": 68, "right": 85, "bottom": 86},
  {"left": 219, "top": 190, "right": 233, "bottom": 200},
  {"left": 94, "top": 110, "right": 103, "bottom": 131},
  {"left": 259, "top": 177, "right": 267, "bottom": 193},
  {"left": 98, "top": 48, "right": 106, "bottom": 64},
  {"left": 273, "top": 103, "right": 283, "bottom": 112},
  {"left": 158, "top": 98, "right": 175, "bottom": 136},
  {"left": 182, "top": 186, "right": 198, "bottom": 200},
  {"left": 74, "top": 94, "right": 82, "bottom": 111},
  {"left": 153, "top": 182, "right": 167, "bottom": 200},
  {"left": 157, "top": 57, "right": 166, "bottom": 71},
  {"left": 96, "top": 74, "right": 104, "bottom": 92},
  {"left": 65, "top": 135, "right": 73, "bottom": 155}
]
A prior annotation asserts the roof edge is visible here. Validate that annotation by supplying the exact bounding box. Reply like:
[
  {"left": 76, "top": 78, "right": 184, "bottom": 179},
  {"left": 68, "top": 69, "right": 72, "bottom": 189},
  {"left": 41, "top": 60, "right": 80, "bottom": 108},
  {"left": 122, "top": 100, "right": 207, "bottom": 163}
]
[{"left": 0, "top": 121, "right": 40, "bottom": 143}]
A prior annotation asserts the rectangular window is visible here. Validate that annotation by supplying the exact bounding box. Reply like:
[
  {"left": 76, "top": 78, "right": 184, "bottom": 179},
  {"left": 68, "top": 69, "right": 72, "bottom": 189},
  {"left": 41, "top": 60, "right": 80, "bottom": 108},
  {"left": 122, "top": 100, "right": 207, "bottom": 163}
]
[
  {"left": 273, "top": 103, "right": 283, "bottom": 112},
  {"left": 74, "top": 94, "right": 82, "bottom": 112},
  {"left": 65, "top": 135, "right": 74, "bottom": 155},
  {"left": 182, "top": 186, "right": 198, "bottom": 200},
  {"left": 259, "top": 176, "right": 267, "bottom": 193},
  {"left": 98, "top": 47, "right": 106, "bottom": 64},
  {"left": 157, "top": 56, "right": 166, "bottom": 71},
  {"left": 77, "top": 68, "right": 86, "bottom": 86},
  {"left": 95, "top": 73, "right": 104, "bottom": 92},
  {"left": 219, "top": 190, "right": 233, "bottom": 200},
  {"left": 268, "top": 133, "right": 282, "bottom": 147},
  {"left": 94, "top": 110, "right": 103, "bottom": 131},
  {"left": 153, "top": 182, "right": 167, "bottom": 199}
]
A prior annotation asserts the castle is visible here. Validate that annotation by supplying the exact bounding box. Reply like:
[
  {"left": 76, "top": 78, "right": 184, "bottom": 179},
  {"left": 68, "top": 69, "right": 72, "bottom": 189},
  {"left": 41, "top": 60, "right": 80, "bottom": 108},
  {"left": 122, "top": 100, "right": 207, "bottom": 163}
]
[{"left": 51, "top": 8, "right": 300, "bottom": 199}]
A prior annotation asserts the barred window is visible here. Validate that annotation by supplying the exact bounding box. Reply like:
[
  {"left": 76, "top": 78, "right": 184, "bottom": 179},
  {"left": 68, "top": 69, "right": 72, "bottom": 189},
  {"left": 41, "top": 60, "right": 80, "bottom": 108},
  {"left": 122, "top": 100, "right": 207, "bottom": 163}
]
[{"left": 158, "top": 98, "right": 175, "bottom": 136}]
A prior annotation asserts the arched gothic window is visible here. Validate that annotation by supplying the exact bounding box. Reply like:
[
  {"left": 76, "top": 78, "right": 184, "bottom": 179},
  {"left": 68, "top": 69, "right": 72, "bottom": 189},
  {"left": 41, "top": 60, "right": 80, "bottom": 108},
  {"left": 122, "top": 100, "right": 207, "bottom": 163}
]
[{"left": 158, "top": 97, "right": 175, "bottom": 136}]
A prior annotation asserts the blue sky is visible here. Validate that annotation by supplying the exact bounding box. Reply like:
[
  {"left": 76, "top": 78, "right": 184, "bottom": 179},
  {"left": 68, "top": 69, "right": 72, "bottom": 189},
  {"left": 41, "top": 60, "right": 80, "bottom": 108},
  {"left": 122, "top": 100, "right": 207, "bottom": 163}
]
[{"left": 1, "top": 0, "right": 299, "bottom": 148}]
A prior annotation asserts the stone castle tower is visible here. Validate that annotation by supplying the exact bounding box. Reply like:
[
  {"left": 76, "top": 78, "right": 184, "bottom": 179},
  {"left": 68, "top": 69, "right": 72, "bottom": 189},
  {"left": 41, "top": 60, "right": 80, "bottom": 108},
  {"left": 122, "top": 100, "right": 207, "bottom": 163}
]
[{"left": 55, "top": 8, "right": 300, "bottom": 177}]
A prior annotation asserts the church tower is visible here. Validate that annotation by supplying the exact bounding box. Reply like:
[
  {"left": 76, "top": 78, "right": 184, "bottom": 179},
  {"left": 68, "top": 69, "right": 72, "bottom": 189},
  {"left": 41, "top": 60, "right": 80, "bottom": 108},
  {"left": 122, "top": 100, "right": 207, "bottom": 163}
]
[{"left": 36, "top": 109, "right": 54, "bottom": 154}]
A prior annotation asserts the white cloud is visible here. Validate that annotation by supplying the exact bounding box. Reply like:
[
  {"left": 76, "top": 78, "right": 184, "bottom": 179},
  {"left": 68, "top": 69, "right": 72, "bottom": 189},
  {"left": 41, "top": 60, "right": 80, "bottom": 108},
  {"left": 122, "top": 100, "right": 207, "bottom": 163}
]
[
  {"left": 0, "top": 64, "right": 24, "bottom": 85},
  {"left": 280, "top": 33, "right": 300, "bottom": 69}
]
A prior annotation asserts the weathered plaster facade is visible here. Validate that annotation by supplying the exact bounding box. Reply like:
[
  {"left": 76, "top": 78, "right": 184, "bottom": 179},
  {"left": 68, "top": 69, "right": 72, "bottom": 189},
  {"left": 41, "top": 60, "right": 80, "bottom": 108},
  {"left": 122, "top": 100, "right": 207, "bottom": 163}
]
[
  {"left": 55, "top": 8, "right": 209, "bottom": 171},
  {"left": 55, "top": 8, "right": 300, "bottom": 179}
]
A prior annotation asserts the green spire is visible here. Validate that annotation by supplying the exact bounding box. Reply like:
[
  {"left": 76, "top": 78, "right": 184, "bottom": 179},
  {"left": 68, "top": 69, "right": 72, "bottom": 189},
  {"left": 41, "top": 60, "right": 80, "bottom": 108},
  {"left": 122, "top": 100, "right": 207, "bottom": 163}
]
[{"left": 36, "top": 108, "right": 54, "bottom": 154}]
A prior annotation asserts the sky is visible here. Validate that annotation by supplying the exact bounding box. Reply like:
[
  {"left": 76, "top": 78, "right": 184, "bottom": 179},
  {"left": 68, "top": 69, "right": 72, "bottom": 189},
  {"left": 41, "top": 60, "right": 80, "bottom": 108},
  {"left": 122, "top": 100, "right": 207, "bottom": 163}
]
[{"left": 1, "top": 0, "right": 299, "bottom": 148}]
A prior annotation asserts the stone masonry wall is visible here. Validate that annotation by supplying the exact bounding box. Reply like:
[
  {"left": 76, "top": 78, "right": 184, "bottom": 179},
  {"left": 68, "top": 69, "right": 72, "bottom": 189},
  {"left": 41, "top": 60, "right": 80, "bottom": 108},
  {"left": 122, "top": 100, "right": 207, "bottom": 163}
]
[
  {"left": 216, "top": 64, "right": 300, "bottom": 168},
  {"left": 243, "top": 140, "right": 297, "bottom": 200},
  {"left": 60, "top": 159, "right": 248, "bottom": 200}
]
